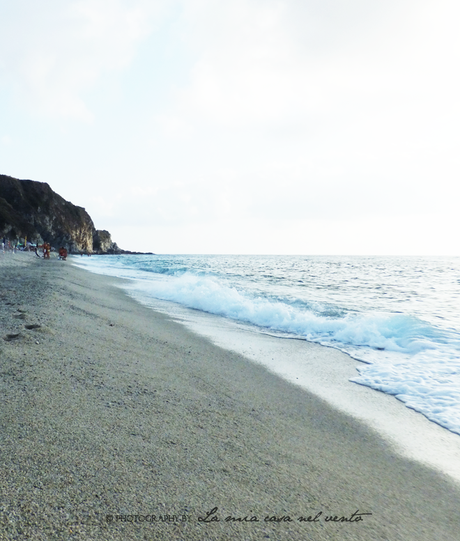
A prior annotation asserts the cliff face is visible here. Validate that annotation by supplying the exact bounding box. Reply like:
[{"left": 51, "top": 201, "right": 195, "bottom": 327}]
[
  {"left": 0, "top": 174, "right": 122, "bottom": 253},
  {"left": 93, "top": 230, "right": 121, "bottom": 254}
]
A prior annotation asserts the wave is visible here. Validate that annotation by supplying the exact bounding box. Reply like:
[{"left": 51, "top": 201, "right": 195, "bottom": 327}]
[{"left": 126, "top": 271, "right": 448, "bottom": 357}]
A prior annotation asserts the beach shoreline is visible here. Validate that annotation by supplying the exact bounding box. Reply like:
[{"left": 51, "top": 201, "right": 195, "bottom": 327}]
[
  {"left": 143, "top": 288, "right": 460, "bottom": 484},
  {"left": 1, "top": 252, "right": 460, "bottom": 540}
]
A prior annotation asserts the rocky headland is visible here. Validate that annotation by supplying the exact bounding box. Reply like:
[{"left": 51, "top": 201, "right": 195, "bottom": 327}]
[{"left": 0, "top": 174, "right": 147, "bottom": 254}]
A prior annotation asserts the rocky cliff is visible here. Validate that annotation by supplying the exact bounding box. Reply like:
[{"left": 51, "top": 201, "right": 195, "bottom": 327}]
[
  {"left": 92, "top": 229, "right": 121, "bottom": 254},
  {"left": 0, "top": 174, "right": 123, "bottom": 254}
]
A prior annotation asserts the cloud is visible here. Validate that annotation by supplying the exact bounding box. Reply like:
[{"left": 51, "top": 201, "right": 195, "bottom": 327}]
[
  {"left": 0, "top": 0, "right": 161, "bottom": 120},
  {"left": 153, "top": 0, "right": 460, "bottom": 222},
  {"left": 160, "top": 0, "right": 409, "bottom": 128},
  {"left": 159, "top": 0, "right": 459, "bottom": 164}
]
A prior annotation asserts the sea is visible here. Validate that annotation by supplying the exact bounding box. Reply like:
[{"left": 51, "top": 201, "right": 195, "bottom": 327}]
[{"left": 73, "top": 254, "right": 460, "bottom": 439}]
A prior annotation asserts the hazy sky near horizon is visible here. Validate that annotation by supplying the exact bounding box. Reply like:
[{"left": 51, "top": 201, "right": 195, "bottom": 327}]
[{"left": 1, "top": 0, "right": 459, "bottom": 254}]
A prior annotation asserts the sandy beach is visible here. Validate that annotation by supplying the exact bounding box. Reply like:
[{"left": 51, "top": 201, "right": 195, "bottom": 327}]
[{"left": 1, "top": 252, "right": 460, "bottom": 541}]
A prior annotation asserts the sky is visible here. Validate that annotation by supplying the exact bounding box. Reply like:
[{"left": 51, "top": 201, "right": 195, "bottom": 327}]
[{"left": 1, "top": 0, "right": 459, "bottom": 255}]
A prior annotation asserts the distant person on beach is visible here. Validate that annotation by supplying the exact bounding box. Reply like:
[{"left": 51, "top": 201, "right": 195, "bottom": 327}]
[
  {"left": 58, "top": 247, "right": 68, "bottom": 261},
  {"left": 38, "top": 243, "right": 51, "bottom": 259},
  {"left": 2, "top": 237, "right": 5, "bottom": 253}
]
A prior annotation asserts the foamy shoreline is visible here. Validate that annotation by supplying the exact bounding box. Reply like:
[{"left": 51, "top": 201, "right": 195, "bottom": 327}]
[
  {"left": 155, "top": 296, "right": 460, "bottom": 484},
  {"left": 1, "top": 251, "right": 460, "bottom": 540}
]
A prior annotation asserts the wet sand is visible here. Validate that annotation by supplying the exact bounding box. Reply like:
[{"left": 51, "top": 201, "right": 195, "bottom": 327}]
[{"left": 1, "top": 251, "right": 460, "bottom": 540}]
